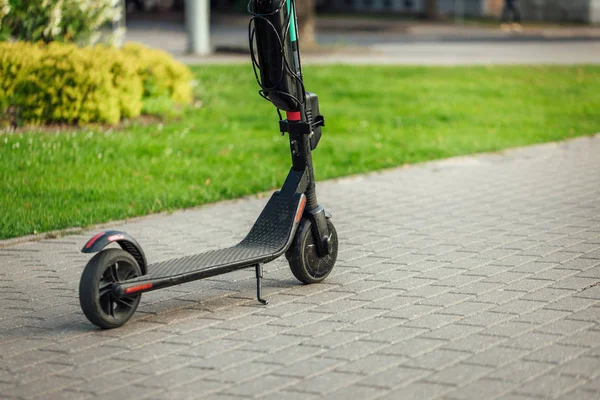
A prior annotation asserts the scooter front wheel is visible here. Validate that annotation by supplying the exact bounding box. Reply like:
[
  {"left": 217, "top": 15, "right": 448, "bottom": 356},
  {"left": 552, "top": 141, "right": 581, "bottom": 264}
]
[
  {"left": 79, "top": 248, "right": 142, "bottom": 329},
  {"left": 286, "top": 218, "right": 338, "bottom": 284}
]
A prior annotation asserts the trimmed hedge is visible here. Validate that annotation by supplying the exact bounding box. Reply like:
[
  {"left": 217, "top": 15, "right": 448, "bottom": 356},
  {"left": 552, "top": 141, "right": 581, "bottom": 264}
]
[
  {"left": 0, "top": 41, "right": 192, "bottom": 126},
  {"left": 122, "top": 43, "right": 193, "bottom": 105}
]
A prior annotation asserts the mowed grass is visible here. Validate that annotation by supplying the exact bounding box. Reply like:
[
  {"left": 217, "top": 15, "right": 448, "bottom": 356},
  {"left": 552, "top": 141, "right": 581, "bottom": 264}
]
[{"left": 1, "top": 65, "right": 599, "bottom": 239}]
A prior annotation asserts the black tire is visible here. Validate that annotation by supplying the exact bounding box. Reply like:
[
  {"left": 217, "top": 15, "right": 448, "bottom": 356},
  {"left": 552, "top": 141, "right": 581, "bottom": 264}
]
[
  {"left": 79, "top": 248, "right": 142, "bottom": 329},
  {"left": 286, "top": 218, "right": 338, "bottom": 284}
]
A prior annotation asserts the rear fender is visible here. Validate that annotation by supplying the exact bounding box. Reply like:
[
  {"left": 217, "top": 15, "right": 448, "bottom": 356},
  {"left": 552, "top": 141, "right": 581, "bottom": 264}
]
[{"left": 81, "top": 230, "right": 147, "bottom": 275}]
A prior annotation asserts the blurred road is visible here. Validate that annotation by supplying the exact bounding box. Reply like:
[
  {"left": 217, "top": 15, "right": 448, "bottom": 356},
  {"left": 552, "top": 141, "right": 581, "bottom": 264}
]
[{"left": 125, "top": 18, "right": 600, "bottom": 65}]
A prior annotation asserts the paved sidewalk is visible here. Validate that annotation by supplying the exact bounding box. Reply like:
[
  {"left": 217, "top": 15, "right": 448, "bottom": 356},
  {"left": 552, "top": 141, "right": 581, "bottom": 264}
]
[
  {"left": 174, "top": 41, "right": 600, "bottom": 65},
  {"left": 125, "top": 17, "right": 600, "bottom": 65},
  {"left": 1, "top": 135, "right": 600, "bottom": 399}
]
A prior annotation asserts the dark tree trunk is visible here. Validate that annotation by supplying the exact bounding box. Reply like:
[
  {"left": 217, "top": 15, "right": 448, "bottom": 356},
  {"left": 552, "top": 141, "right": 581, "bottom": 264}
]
[
  {"left": 295, "top": 0, "right": 316, "bottom": 47},
  {"left": 424, "top": 0, "right": 439, "bottom": 20}
]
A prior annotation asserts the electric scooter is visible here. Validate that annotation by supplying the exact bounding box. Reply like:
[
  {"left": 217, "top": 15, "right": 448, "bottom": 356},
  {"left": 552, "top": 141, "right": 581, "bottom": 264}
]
[{"left": 78, "top": 0, "right": 338, "bottom": 329}]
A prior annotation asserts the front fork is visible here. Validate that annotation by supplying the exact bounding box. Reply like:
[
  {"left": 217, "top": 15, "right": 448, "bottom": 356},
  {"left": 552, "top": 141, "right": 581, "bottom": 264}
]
[
  {"left": 287, "top": 116, "right": 332, "bottom": 257},
  {"left": 305, "top": 205, "right": 333, "bottom": 256}
]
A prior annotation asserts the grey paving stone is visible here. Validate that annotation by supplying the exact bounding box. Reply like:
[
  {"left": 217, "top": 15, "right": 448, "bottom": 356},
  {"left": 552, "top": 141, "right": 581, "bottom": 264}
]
[
  {"left": 287, "top": 371, "right": 360, "bottom": 395},
  {"left": 147, "top": 379, "right": 230, "bottom": 399},
  {"left": 136, "top": 366, "right": 209, "bottom": 389},
  {"left": 556, "top": 389, "right": 600, "bottom": 400},
  {"left": 362, "top": 294, "right": 416, "bottom": 311},
  {"left": 189, "top": 349, "right": 263, "bottom": 370},
  {"left": 504, "top": 332, "right": 562, "bottom": 350},
  {"left": 574, "top": 284, "right": 600, "bottom": 299},
  {"left": 224, "top": 374, "right": 299, "bottom": 397},
  {"left": 558, "top": 328, "right": 600, "bottom": 347},
  {"left": 524, "top": 343, "right": 589, "bottom": 364},
  {"left": 559, "top": 258, "right": 600, "bottom": 272},
  {"left": 66, "top": 371, "right": 148, "bottom": 395},
  {"left": 6, "top": 375, "right": 81, "bottom": 399},
  {"left": 426, "top": 362, "right": 494, "bottom": 387},
  {"left": 273, "top": 357, "right": 343, "bottom": 379},
  {"left": 2, "top": 136, "right": 600, "bottom": 399},
  {"left": 566, "top": 306, "right": 600, "bottom": 322},
  {"left": 56, "top": 358, "right": 135, "bottom": 380},
  {"left": 340, "top": 316, "right": 404, "bottom": 333},
  {"left": 554, "top": 356, "right": 600, "bottom": 378},
  {"left": 576, "top": 265, "right": 600, "bottom": 278},
  {"left": 551, "top": 277, "right": 600, "bottom": 291},
  {"left": 575, "top": 376, "right": 600, "bottom": 393},
  {"left": 380, "top": 337, "right": 447, "bottom": 357},
  {"left": 299, "top": 330, "right": 369, "bottom": 349},
  {"left": 417, "top": 292, "right": 474, "bottom": 307},
  {"left": 257, "top": 344, "right": 326, "bottom": 366},
  {"left": 514, "top": 374, "right": 585, "bottom": 398},
  {"left": 45, "top": 389, "right": 94, "bottom": 400},
  {"left": 529, "top": 267, "right": 579, "bottom": 282},
  {"left": 514, "top": 309, "right": 572, "bottom": 325},
  {"left": 455, "top": 311, "right": 516, "bottom": 328},
  {"left": 484, "top": 271, "right": 531, "bottom": 284},
  {"left": 442, "top": 334, "right": 507, "bottom": 354},
  {"left": 357, "top": 365, "right": 431, "bottom": 389},
  {"left": 378, "top": 381, "right": 453, "bottom": 400},
  {"left": 433, "top": 275, "right": 483, "bottom": 289},
  {"left": 325, "top": 307, "right": 386, "bottom": 324},
  {"left": 438, "top": 301, "right": 495, "bottom": 317},
  {"left": 491, "top": 299, "right": 546, "bottom": 315},
  {"left": 464, "top": 346, "right": 529, "bottom": 367},
  {"left": 480, "top": 321, "right": 537, "bottom": 339},
  {"left": 536, "top": 319, "right": 594, "bottom": 337},
  {"left": 521, "top": 287, "right": 576, "bottom": 302},
  {"left": 421, "top": 323, "right": 482, "bottom": 341},
  {"left": 366, "top": 325, "right": 429, "bottom": 344},
  {"left": 474, "top": 289, "right": 524, "bottom": 305},
  {"left": 402, "top": 349, "right": 471, "bottom": 371},
  {"left": 323, "top": 384, "right": 387, "bottom": 400},
  {"left": 545, "top": 296, "right": 598, "bottom": 312},
  {"left": 335, "top": 353, "right": 406, "bottom": 375},
  {"left": 487, "top": 360, "right": 555, "bottom": 383},
  {"left": 382, "top": 304, "right": 440, "bottom": 320},
  {"left": 259, "top": 390, "right": 318, "bottom": 400},
  {"left": 283, "top": 320, "right": 347, "bottom": 338},
  {"left": 503, "top": 278, "right": 554, "bottom": 293},
  {"left": 404, "top": 313, "right": 463, "bottom": 330},
  {"left": 321, "top": 340, "right": 387, "bottom": 361}
]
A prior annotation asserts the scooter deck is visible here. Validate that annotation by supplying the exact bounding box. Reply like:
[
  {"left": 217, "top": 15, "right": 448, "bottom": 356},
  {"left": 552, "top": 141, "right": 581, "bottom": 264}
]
[{"left": 125, "top": 192, "right": 305, "bottom": 284}]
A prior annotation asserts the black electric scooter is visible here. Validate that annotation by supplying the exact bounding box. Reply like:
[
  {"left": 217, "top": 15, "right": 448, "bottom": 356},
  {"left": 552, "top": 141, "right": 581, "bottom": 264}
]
[{"left": 78, "top": 0, "right": 338, "bottom": 329}]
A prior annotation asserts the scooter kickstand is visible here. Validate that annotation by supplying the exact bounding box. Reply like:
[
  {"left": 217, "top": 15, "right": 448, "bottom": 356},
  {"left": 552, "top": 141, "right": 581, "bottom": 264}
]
[{"left": 255, "top": 264, "right": 269, "bottom": 305}]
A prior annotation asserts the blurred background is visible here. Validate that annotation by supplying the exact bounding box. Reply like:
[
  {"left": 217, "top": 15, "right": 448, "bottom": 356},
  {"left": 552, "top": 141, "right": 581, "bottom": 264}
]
[
  {"left": 1, "top": 0, "right": 599, "bottom": 239},
  {"left": 122, "top": 0, "right": 600, "bottom": 64}
]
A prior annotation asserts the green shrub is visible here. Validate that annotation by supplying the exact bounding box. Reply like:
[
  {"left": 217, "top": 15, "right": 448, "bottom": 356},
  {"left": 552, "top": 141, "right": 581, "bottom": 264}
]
[
  {"left": 122, "top": 43, "right": 194, "bottom": 104},
  {"left": 0, "top": 41, "right": 41, "bottom": 112},
  {"left": 0, "top": 41, "right": 192, "bottom": 126},
  {"left": 0, "top": 0, "right": 124, "bottom": 45}
]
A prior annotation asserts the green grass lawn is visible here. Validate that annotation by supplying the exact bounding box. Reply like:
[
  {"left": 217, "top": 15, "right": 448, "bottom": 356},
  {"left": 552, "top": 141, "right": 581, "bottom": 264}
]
[{"left": 1, "top": 65, "right": 599, "bottom": 240}]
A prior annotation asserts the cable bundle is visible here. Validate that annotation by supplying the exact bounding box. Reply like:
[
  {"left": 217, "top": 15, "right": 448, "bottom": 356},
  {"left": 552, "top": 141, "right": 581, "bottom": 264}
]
[{"left": 248, "top": 0, "right": 307, "bottom": 114}]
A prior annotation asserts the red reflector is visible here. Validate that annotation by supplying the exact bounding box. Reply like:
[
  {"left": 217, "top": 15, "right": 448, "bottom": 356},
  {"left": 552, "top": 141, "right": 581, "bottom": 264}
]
[
  {"left": 287, "top": 111, "right": 301, "bottom": 121},
  {"left": 85, "top": 232, "right": 105, "bottom": 249},
  {"left": 295, "top": 197, "right": 307, "bottom": 223},
  {"left": 124, "top": 283, "right": 152, "bottom": 294}
]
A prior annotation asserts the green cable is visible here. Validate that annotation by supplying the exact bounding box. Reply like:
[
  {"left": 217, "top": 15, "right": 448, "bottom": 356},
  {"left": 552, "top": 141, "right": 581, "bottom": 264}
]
[{"left": 286, "top": 0, "right": 297, "bottom": 42}]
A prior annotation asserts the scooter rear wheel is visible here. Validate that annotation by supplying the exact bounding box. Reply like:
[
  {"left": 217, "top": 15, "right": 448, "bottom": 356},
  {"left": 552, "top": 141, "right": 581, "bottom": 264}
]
[
  {"left": 286, "top": 218, "right": 338, "bottom": 284},
  {"left": 79, "top": 248, "right": 142, "bottom": 329}
]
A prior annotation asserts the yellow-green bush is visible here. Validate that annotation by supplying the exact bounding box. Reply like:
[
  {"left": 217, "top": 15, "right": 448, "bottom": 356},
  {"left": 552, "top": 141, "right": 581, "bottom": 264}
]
[
  {"left": 122, "top": 43, "right": 194, "bottom": 104},
  {"left": 0, "top": 41, "right": 192, "bottom": 126},
  {"left": 0, "top": 42, "right": 42, "bottom": 112}
]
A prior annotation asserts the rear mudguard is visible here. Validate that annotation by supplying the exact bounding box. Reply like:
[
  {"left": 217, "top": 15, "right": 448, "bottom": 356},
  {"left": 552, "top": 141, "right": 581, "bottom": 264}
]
[{"left": 81, "top": 230, "right": 147, "bottom": 275}]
